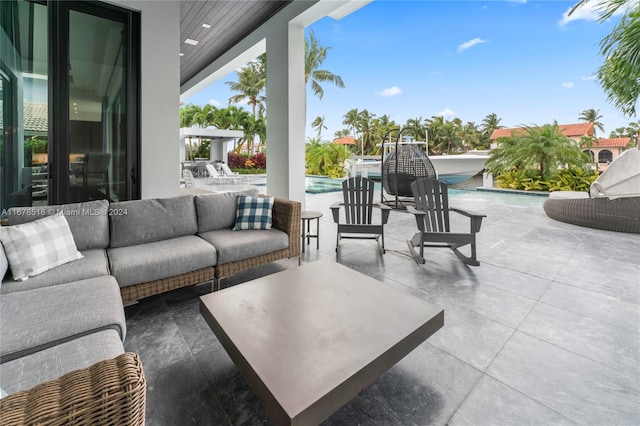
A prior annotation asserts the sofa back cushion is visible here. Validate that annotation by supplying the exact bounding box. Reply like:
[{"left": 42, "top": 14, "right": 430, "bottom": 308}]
[
  {"left": 109, "top": 195, "right": 198, "bottom": 248},
  {"left": 7, "top": 200, "right": 110, "bottom": 250},
  {"left": 195, "top": 188, "right": 259, "bottom": 233}
]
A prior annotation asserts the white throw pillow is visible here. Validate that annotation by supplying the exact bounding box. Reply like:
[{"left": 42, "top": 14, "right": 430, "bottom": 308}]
[
  {"left": 0, "top": 241, "right": 8, "bottom": 281},
  {"left": 0, "top": 213, "right": 83, "bottom": 281}
]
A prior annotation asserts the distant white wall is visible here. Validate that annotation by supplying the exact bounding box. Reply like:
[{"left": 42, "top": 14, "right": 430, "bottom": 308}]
[{"left": 112, "top": 0, "right": 181, "bottom": 199}]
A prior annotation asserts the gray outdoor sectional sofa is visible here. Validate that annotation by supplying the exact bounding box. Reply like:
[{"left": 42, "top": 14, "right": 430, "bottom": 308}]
[{"left": 0, "top": 189, "right": 301, "bottom": 424}]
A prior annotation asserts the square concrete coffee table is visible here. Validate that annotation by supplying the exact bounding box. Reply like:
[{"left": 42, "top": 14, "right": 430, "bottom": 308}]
[{"left": 200, "top": 260, "right": 444, "bottom": 425}]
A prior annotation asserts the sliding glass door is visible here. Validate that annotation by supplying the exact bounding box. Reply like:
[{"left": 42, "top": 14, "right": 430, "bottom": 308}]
[
  {"left": 51, "top": 1, "right": 139, "bottom": 204},
  {"left": 0, "top": 0, "right": 139, "bottom": 214}
]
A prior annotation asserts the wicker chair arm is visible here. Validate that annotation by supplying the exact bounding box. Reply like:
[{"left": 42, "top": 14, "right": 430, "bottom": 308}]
[
  {"left": 0, "top": 352, "right": 146, "bottom": 426},
  {"left": 272, "top": 197, "right": 302, "bottom": 256}
]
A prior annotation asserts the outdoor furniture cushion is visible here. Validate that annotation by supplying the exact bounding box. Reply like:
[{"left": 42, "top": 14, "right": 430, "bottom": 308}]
[
  {"left": 199, "top": 228, "right": 288, "bottom": 264},
  {"left": 0, "top": 214, "right": 83, "bottom": 281},
  {"left": 0, "top": 243, "right": 7, "bottom": 282},
  {"left": 0, "top": 329, "right": 124, "bottom": 395},
  {"left": 0, "top": 275, "right": 125, "bottom": 363},
  {"left": 234, "top": 195, "right": 274, "bottom": 230},
  {"left": 7, "top": 200, "right": 110, "bottom": 250},
  {"left": 1, "top": 249, "right": 109, "bottom": 294},
  {"left": 109, "top": 195, "right": 198, "bottom": 248},
  {"left": 590, "top": 148, "right": 640, "bottom": 199},
  {"left": 195, "top": 189, "right": 259, "bottom": 233},
  {"left": 107, "top": 235, "right": 217, "bottom": 287}
]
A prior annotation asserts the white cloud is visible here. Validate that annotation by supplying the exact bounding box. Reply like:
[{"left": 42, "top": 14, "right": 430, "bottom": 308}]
[
  {"left": 562, "top": 82, "right": 574, "bottom": 89},
  {"left": 438, "top": 108, "right": 456, "bottom": 118},
  {"left": 375, "top": 86, "right": 402, "bottom": 97},
  {"left": 458, "top": 38, "right": 488, "bottom": 53},
  {"left": 559, "top": 0, "right": 631, "bottom": 26},
  {"left": 208, "top": 99, "right": 221, "bottom": 107},
  {"left": 582, "top": 75, "right": 597, "bottom": 81}
]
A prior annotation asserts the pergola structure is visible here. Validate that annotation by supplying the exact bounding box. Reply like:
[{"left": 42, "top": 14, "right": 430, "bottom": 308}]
[{"left": 179, "top": 128, "right": 244, "bottom": 164}]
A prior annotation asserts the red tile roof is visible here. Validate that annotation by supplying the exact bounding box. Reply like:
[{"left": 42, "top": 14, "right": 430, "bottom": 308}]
[
  {"left": 490, "top": 122, "right": 595, "bottom": 140},
  {"left": 583, "top": 138, "right": 631, "bottom": 148},
  {"left": 333, "top": 136, "right": 355, "bottom": 145}
]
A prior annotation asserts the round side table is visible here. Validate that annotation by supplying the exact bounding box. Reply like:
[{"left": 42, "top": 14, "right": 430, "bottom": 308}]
[{"left": 301, "top": 211, "right": 323, "bottom": 252}]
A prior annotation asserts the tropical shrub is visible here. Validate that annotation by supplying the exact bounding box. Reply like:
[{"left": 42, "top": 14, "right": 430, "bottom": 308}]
[
  {"left": 226, "top": 152, "right": 267, "bottom": 171},
  {"left": 494, "top": 166, "right": 598, "bottom": 192},
  {"left": 227, "top": 152, "right": 246, "bottom": 169},
  {"left": 305, "top": 140, "right": 350, "bottom": 177}
]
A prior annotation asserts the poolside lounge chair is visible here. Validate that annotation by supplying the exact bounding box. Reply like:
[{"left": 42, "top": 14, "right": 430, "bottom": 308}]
[
  {"left": 331, "top": 176, "right": 391, "bottom": 254},
  {"left": 407, "top": 177, "right": 485, "bottom": 266},
  {"left": 543, "top": 148, "right": 640, "bottom": 233},
  {"left": 220, "top": 163, "right": 250, "bottom": 183},
  {"left": 205, "top": 164, "right": 240, "bottom": 184}
]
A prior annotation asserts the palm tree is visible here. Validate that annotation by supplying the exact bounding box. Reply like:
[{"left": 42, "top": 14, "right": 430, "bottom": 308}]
[
  {"left": 480, "top": 113, "right": 503, "bottom": 148},
  {"left": 570, "top": 0, "right": 640, "bottom": 116},
  {"left": 343, "top": 108, "right": 360, "bottom": 143},
  {"left": 226, "top": 60, "right": 266, "bottom": 118},
  {"left": 305, "top": 31, "right": 345, "bottom": 101},
  {"left": 486, "top": 122, "right": 588, "bottom": 180},
  {"left": 578, "top": 108, "right": 605, "bottom": 135},
  {"left": 311, "top": 115, "right": 328, "bottom": 140},
  {"left": 404, "top": 117, "right": 428, "bottom": 142},
  {"left": 356, "top": 109, "right": 376, "bottom": 155}
]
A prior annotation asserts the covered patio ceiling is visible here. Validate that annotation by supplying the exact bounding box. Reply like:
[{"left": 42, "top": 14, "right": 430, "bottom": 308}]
[{"left": 179, "top": 0, "right": 291, "bottom": 86}]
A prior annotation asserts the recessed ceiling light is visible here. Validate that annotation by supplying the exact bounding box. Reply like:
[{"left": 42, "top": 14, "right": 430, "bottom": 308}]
[
  {"left": 202, "top": 23, "right": 211, "bottom": 29},
  {"left": 184, "top": 38, "right": 199, "bottom": 46},
  {"left": 179, "top": 53, "right": 184, "bottom": 57}
]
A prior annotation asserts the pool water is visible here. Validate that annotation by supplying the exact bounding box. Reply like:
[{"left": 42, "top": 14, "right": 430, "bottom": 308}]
[{"left": 304, "top": 176, "right": 546, "bottom": 207}]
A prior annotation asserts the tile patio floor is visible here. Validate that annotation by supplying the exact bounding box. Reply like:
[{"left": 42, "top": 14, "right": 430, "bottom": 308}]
[{"left": 124, "top": 188, "right": 640, "bottom": 425}]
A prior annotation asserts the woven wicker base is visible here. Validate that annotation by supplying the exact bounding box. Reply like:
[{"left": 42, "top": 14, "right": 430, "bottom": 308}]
[
  {"left": 543, "top": 196, "right": 640, "bottom": 234},
  {"left": 0, "top": 352, "right": 146, "bottom": 426},
  {"left": 120, "top": 267, "right": 215, "bottom": 303}
]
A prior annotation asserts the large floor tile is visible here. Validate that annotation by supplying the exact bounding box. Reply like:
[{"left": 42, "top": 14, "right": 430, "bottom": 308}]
[
  {"left": 427, "top": 277, "right": 536, "bottom": 328},
  {"left": 124, "top": 308, "right": 191, "bottom": 372},
  {"left": 487, "top": 332, "right": 640, "bottom": 425},
  {"left": 426, "top": 303, "right": 514, "bottom": 371},
  {"left": 555, "top": 255, "right": 640, "bottom": 302},
  {"left": 519, "top": 302, "right": 640, "bottom": 376},
  {"left": 144, "top": 358, "right": 231, "bottom": 426},
  {"left": 540, "top": 282, "right": 640, "bottom": 332},
  {"left": 367, "top": 343, "right": 483, "bottom": 426},
  {"left": 449, "top": 375, "right": 577, "bottom": 426}
]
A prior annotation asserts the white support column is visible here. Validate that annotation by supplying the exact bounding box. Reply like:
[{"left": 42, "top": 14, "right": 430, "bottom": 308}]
[{"left": 265, "top": 22, "right": 306, "bottom": 206}]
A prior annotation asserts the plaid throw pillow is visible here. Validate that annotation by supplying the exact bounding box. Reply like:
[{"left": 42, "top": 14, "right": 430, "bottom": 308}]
[
  {"left": 0, "top": 213, "right": 83, "bottom": 281},
  {"left": 233, "top": 195, "right": 274, "bottom": 230}
]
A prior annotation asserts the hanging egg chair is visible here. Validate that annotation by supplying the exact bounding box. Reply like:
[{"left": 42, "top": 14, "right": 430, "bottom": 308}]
[{"left": 382, "top": 144, "right": 437, "bottom": 197}]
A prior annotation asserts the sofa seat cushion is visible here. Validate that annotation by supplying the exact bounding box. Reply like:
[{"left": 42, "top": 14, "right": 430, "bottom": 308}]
[
  {"left": 107, "top": 235, "right": 217, "bottom": 288},
  {"left": 0, "top": 276, "right": 125, "bottom": 363},
  {"left": 0, "top": 329, "right": 124, "bottom": 395},
  {"left": 198, "top": 228, "right": 288, "bottom": 264},
  {"left": 1, "top": 249, "right": 109, "bottom": 294}
]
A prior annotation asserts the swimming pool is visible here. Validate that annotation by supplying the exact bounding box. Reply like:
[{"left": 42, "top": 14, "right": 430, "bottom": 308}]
[
  {"left": 255, "top": 176, "right": 546, "bottom": 207},
  {"left": 304, "top": 176, "right": 547, "bottom": 207}
]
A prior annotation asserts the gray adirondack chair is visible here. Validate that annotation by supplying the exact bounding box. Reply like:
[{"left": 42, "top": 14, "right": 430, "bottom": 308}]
[
  {"left": 407, "top": 177, "right": 485, "bottom": 266},
  {"left": 331, "top": 177, "right": 391, "bottom": 254}
]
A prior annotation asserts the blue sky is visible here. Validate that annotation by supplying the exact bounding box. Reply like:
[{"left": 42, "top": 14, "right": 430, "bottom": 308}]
[{"left": 184, "top": 0, "right": 634, "bottom": 140}]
